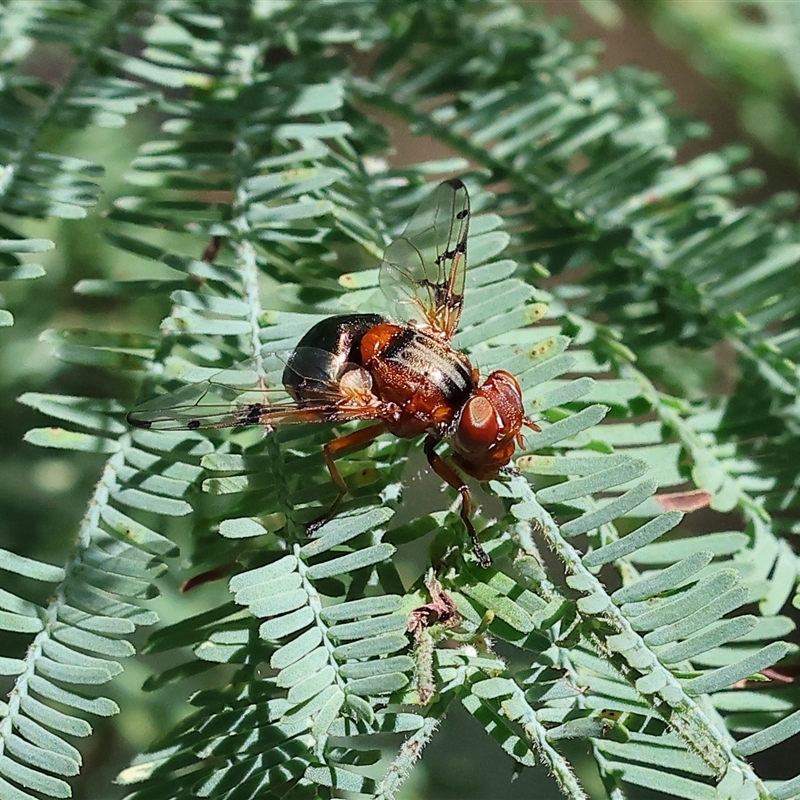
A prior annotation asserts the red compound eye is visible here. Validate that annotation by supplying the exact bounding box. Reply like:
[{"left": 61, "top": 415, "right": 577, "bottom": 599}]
[{"left": 455, "top": 395, "right": 500, "bottom": 453}]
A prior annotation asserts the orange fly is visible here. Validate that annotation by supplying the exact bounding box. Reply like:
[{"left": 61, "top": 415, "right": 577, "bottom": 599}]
[{"left": 128, "top": 179, "right": 539, "bottom": 566}]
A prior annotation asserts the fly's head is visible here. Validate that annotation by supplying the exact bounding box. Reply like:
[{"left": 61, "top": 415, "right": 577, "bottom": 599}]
[{"left": 452, "top": 370, "right": 537, "bottom": 480}]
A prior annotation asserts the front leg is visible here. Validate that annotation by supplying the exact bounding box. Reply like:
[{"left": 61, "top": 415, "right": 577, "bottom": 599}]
[{"left": 423, "top": 436, "right": 490, "bottom": 568}]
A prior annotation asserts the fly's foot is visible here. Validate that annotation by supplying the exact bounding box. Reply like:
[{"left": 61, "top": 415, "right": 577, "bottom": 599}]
[
  {"left": 471, "top": 538, "right": 492, "bottom": 569},
  {"left": 305, "top": 516, "right": 326, "bottom": 537}
]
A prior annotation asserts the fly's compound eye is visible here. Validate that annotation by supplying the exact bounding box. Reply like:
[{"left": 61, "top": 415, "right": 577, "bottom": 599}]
[{"left": 454, "top": 395, "right": 501, "bottom": 454}]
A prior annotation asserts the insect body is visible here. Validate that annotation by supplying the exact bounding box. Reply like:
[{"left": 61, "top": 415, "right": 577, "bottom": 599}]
[{"left": 128, "top": 179, "right": 539, "bottom": 566}]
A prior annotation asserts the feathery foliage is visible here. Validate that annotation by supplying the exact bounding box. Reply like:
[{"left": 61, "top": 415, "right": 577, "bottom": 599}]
[
  {"left": 645, "top": 0, "right": 800, "bottom": 168},
  {"left": 2, "top": 2, "right": 799, "bottom": 799}
]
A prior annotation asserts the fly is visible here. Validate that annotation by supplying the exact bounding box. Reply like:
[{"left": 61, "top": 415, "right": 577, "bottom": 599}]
[{"left": 128, "top": 179, "right": 539, "bottom": 567}]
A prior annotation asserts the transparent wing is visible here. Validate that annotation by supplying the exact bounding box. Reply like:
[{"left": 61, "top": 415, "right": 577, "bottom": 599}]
[
  {"left": 127, "top": 348, "right": 381, "bottom": 431},
  {"left": 379, "top": 178, "right": 470, "bottom": 340}
]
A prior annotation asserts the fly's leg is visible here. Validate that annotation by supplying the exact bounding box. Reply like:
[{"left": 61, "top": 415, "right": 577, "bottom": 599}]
[
  {"left": 306, "top": 422, "right": 386, "bottom": 535},
  {"left": 423, "top": 436, "right": 491, "bottom": 568},
  {"left": 516, "top": 417, "right": 541, "bottom": 448}
]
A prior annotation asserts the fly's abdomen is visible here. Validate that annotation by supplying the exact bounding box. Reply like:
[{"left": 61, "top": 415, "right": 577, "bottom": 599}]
[{"left": 283, "top": 313, "right": 387, "bottom": 403}]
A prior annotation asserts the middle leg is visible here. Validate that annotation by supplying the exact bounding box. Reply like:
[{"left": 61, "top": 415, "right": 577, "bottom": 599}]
[{"left": 307, "top": 421, "right": 387, "bottom": 534}]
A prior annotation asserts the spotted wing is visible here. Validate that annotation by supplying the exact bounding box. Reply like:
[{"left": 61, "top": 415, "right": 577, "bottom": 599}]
[
  {"left": 379, "top": 178, "right": 470, "bottom": 341},
  {"left": 127, "top": 349, "right": 381, "bottom": 431}
]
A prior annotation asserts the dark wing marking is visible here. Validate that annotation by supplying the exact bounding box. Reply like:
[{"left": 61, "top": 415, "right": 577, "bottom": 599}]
[
  {"left": 379, "top": 178, "right": 470, "bottom": 341},
  {"left": 127, "top": 348, "right": 382, "bottom": 432}
]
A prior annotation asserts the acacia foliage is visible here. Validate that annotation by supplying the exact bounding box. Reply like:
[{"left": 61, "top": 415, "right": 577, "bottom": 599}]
[{"left": 1, "top": 2, "right": 799, "bottom": 800}]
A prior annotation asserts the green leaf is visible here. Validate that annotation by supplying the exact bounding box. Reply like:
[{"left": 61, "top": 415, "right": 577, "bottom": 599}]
[
  {"left": 19, "top": 695, "right": 92, "bottom": 738},
  {"left": 522, "top": 404, "right": 609, "bottom": 451},
  {"left": 562, "top": 480, "right": 658, "bottom": 537},
  {"left": 332, "top": 633, "right": 408, "bottom": 660},
  {"left": 460, "top": 584, "right": 534, "bottom": 633},
  {"left": 28, "top": 675, "right": 119, "bottom": 716},
  {"left": 0, "top": 612, "right": 43, "bottom": 634},
  {"left": 319, "top": 595, "right": 402, "bottom": 623},
  {"left": 611, "top": 552, "right": 714, "bottom": 604},
  {"left": 684, "top": 642, "right": 793, "bottom": 695},
  {"left": 110, "top": 488, "right": 191, "bottom": 517},
  {"left": 24, "top": 428, "right": 119, "bottom": 454},
  {"left": 346, "top": 672, "right": 409, "bottom": 696},
  {"left": 0, "top": 264, "right": 46, "bottom": 280},
  {"left": 0, "top": 550, "right": 64, "bottom": 582},
  {"left": 260, "top": 608, "right": 316, "bottom": 641},
  {"left": 0, "top": 657, "right": 25, "bottom": 676},
  {"left": 643, "top": 586, "right": 750, "bottom": 647},
  {"left": 305, "top": 543, "right": 396, "bottom": 580},
  {"left": 4, "top": 735, "right": 79, "bottom": 778},
  {"left": 0, "top": 756, "right": 71, "bottom": 798},
  {"left": 300, "top": 508, "right": 394, "bottom": 556},
  {"left": 218, "top": 517, "right": 268, "bottom": 538},
  {"left": 0, "top": 238, "right": 54, "bottom": 253},
  {"left": 327, "top": 613, "right": 407, "bottom": 642},
  {"left": 630, "top": 532, "right": 749, "bottom": 565},
  {"left": 605, "top": 762, "right": 715, "bottom": 800},
  {"left": 584, "top": 511, "right": 683, "bottom": 567},
  {"left": 656, "top": 617, "right": 758, "bottom": 665},
  {"left": 537, "top": 457, "right": 648, "bottom": 505}
]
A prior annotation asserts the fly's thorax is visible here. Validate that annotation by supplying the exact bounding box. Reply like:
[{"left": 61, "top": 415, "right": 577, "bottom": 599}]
[
  {"left": 362, "top": 325, "right": 474, "bottom": 404},
  {"left": 358, "top": 323, "right": 477, "bottom": 438}
]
